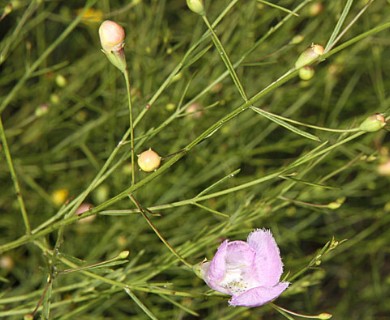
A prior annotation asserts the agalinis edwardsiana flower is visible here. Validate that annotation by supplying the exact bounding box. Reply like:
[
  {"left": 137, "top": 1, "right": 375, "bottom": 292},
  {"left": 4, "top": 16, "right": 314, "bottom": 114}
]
[{"left": 200, "top": 229, "right": 289, "bottom": 307}]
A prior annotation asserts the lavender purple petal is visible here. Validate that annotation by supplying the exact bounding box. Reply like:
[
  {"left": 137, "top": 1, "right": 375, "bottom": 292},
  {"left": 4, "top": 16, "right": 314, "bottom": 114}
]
[
  {"left": 201, "top": 229, "right": 289, "bottom": 307},
  {"left": 229, "top": 282, "right": 290, "bottom": 307},
  {"left": 247, "top": 229, "right": 284, "bottom": 286}
]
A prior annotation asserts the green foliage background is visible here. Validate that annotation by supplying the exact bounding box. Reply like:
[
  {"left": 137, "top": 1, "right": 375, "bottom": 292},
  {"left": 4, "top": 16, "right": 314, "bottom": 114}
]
[{"left": 1, "top": 0, "right": 390, "bottom": 319}]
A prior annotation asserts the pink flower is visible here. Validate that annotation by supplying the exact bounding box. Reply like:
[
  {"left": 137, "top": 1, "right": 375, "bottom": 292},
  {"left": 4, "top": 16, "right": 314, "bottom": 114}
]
[{"left": 200, "top": 229, "right": 289, "bottom": 307}]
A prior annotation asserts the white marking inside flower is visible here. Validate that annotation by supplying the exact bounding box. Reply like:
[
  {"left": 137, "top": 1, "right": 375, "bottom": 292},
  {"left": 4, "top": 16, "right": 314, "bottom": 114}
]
[{"left": 220, "top": 263, "right": 251, "bottom": 294}]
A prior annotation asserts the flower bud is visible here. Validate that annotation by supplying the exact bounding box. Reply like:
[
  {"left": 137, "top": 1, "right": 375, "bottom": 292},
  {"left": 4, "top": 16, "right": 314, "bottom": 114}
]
[
  {"left": 309, "top": 2, "right": 324, "bottom": 17},
  {"left": 35, "top": 104, "right": 49, "bottom": 117},
  {"left": 75, "top": 203, "right": 93, "bottom": 215},
  {"left": 359, "top": 113, "right": 386, "bottom": 132},
  {"left": 2, "top": 4, "right": 13, "bottom": 19},
  {"left": 75, "top": 203, "right": 96, "bottom": 224},
  {"left": 295, "top": 44, "right": 324, "bottom": 69},
  {"left": 318, "top": 313, "right": 333, "bottom": 320},
  {"left": 186, "top": 0, "right": 205, "bottom": 16},
  {"left": 99, "top": 20, "right": 125, "bottom": 53},
  {"left": 99, "top": 20, "right": 127, "bottom": 72},
  {"left": 327, "top": 202, "right": 341, "bottom": 210},
  {"left": 186, "top": 103, "right": 204, "bottom": 119},
  {"left": 0, "top": 255, "right": 14, "bottom": 271},
  {"left": 327, "top": 197, "right": 345, "bottom": 210},
  {"left": 118, "top": 250, "right": 130, "bottom": 259},
  {"left": 137, "top": 149, "right": 161, "bottom": 172},
  {"left": 329, "top": 238, "right": 339, "bottom": 250}
]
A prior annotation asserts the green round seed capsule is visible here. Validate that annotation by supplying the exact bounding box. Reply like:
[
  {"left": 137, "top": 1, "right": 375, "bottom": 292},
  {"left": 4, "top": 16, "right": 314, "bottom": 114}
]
[{"left": 299, "top": 66, "right": 315, "bottom": 80}]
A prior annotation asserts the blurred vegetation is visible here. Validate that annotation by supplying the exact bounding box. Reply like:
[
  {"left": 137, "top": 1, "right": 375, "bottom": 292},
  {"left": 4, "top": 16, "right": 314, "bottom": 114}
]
[{"left": 1, "top": 0, "right": 390, "bottom": 319}]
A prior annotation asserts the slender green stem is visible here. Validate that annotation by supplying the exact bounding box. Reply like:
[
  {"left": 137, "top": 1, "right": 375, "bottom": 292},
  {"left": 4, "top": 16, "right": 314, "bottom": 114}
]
[
  {"left": 256, "top": 0, "right": 299, "bottom": 16},
  {"left": 324, "top": 0, "right": 354, "bottom": 52},
  {"left": 59, "top": 251, "right": 129, "bottom": 275},
  {"left": 325, "top": 0, "right": 375, "bottom": 53},
  {"left": 322, "top": 22, "right": 390, "bottom": 61},
  {"left": 124, "top": 288, "right": 158, "bottom": 320},
  {"left": 271, "top": 304, "right": 332, "bottom": 319},
  {"left": 290, "top": 132, "right": 365, "bottom": 168},
  {"left": 123, "top": 70, "right": 135, "bottom": 185},
  {"left": 288, "top": 239, "right": 335, "bottom": 282},
  {"left": 250, "top": 106, "right": 360, "bottom": 133},
  {"left": 129, "top": 195, "right": 192, "bottom": 268},
  {"left": 271, "top": 305, "right": 295, "bottom": 320},
  {"left": 192, "top": 202, "right": 229, "bottom": 218},
  {"left": 30, "top": 274, "right": 53, "bottom": 319},
  {"left": 34, "top": 242, "right": 192, "bottom": 297},
  {"left": 202, "top": 15, "right": 248, "bottom": 102},
  {"left": 0, "top": 117, "right": 31, "bottom": 234},
  {"left": 157, "top": 294, "right": 199, "bottom": 316}
]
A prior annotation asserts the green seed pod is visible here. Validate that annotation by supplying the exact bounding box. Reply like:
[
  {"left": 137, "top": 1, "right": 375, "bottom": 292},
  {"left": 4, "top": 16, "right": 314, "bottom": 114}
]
[
  {"left": 290, "top": 34, "right": 304, "bottom": 45},
  {"left": 50, "top": 93, "right": 60, "bottom": 105},
  {"left": 186, "top": 0, "right": 205, "bottom": 16},
  {"left": 359, "top": 113, "right": 386, "bottom": 132},
  {"left": 55, "top": 74, "right": 67, "bottom": 88},
  {"left": 118, "top": 251, "right": 130, "bottom": 259},
  {"left": 318, "top": 313, "right": 333, "bottom": 320},
  {"left": 299, "top": 66, "right": 315, "bottom": 80},
  {"left": 295, "top": 44, "right": 324, "bottom": 69}
]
